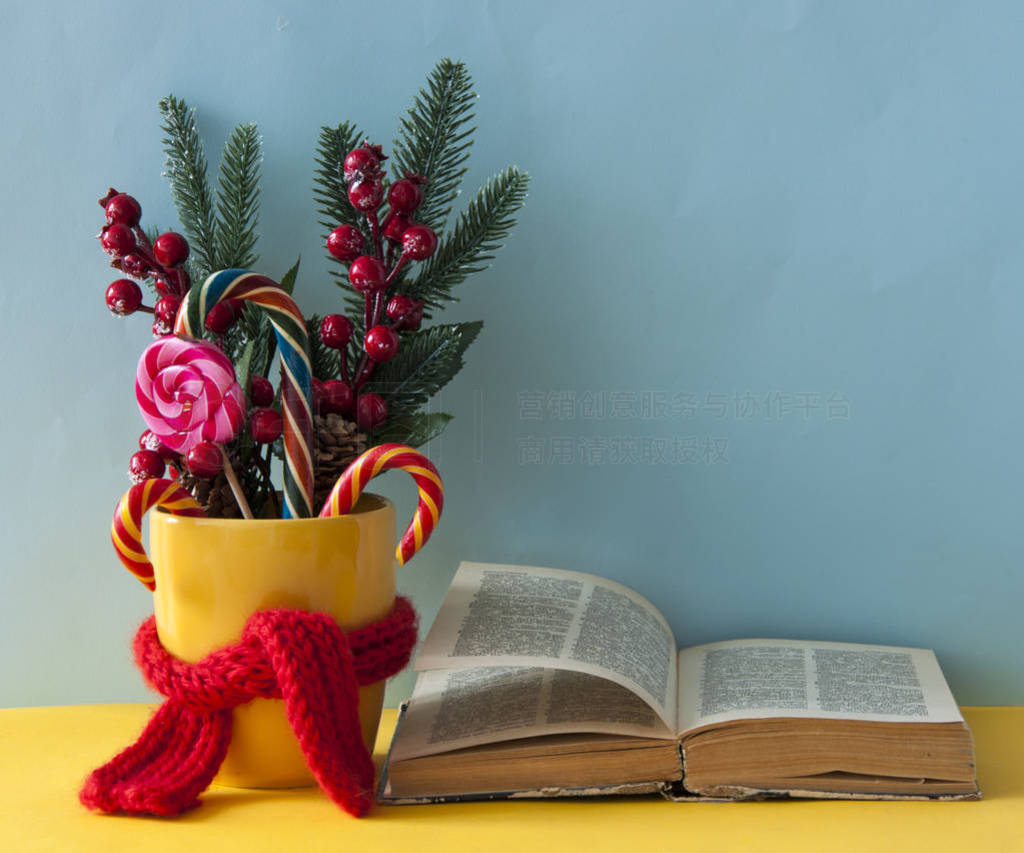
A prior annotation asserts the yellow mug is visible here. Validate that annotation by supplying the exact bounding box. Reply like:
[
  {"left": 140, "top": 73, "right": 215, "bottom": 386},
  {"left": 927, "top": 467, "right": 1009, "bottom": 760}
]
[{"left": 148, "top": 493, "right": 396, "bottom": 788}]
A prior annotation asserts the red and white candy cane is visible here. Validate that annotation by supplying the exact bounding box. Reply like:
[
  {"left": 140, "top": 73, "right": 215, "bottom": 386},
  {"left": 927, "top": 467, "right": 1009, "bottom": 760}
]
[
  {"left": 111, "top": 478, "right": 205, "bottom": 590},
  {"left": 320, "top": 444, "right": 443, "bottom": 565}
]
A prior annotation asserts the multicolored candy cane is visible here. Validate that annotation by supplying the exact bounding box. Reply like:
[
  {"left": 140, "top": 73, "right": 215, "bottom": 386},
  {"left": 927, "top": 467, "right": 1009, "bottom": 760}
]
[
  {"left": 175, "top": 270, "right": 314, "bottom": 519},
  {"left": 111, "top": 478, "right": 205, "bottom": 590},
  {"left": 320, "top": 444, "right": 443, "bottom": 565}
]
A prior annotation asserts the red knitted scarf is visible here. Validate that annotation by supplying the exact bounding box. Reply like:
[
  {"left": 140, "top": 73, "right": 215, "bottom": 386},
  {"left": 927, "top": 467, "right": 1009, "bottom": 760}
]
[{"left": 80, "top": 597, "right": 417, "bottom": 818}]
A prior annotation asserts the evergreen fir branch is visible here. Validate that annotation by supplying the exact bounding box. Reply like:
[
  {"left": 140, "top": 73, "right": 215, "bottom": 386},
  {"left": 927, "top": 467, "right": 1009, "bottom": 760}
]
[
  {"left": 215, "top": 122, "right": 261, "bottom": 270},
  {"left": 364, "top": 321, "right": 482, "bottom": 417},
  {"left": 306, "top": 314, "right": 340, "bottom": 381},
  {"left": 313, "top": 121, "right": 365, "bottom": 231},
  {"left": 159, "top": 95, "right": 218, "bottom": 276},
  {"left": 372, "top": 411, "right": 453, "bottom": 447},
  {"left": 391, "top": 58, "right": 477, "bottom": 234},
  {"left": 313, "top": 122, "right": 371, "bottom": 316},
  {"left": 408, "top": 167, "right": 529, "bottom": 311}
]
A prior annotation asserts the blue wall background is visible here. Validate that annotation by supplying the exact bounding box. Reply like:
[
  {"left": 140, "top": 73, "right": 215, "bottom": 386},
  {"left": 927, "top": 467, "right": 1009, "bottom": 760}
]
[{"left": 2, "top": 0, "right": 1022, "bottom": 707}]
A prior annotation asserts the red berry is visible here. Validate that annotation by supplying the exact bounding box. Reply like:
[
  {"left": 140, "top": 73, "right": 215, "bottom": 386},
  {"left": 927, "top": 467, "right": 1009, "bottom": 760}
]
[
  {"left": 153, "top": 231, "right": 189, "bottom": 267},
  {"left": 327, "top": 224, "right": 365, "bottom": 261},
  {"left": 205, "top": 299, "right": 240, "bottom": 333},
  {"left": 383, "top": 213, "right": 412, "bottom": 243},
  {"left": 128, "top": 449, "right": 165, "bottom": 484},
  {"left": 356, "top": 393, "right": 388, "bottom": 431},
  {"left": 154, "top": 294, "right": 182, "bottom": 325},
  {"left": 105, "top": 279, "right": 143, "bottom": 315},
  {"left": 250, "top": 375, "right": 274, "bottom": 407},
  {"left": 348, "top": 255, "right": 387, "bottom": 293},
  {"left": 185, "top": 441, "right": 222, "bottom": 478},
  {"left": 364, "top": 325, "right": 400, "bottom": 362},
  {"left": 386, "top": 294, "right": 417, "bottom": 322},
  {"left": 104, "top": 193, "right": 142, "bottom": 228},
  {"left": 322, "top": 380, "right": 354, "bottom": 415},
  {"left": 311, "top": 378, "right": 325, "bottom": 414},
  {"left": 139, "top": 429, "right": 177, "bottom": 461},
  {"left": 152, "top": 318, "right": 172, "bottom": 337},
  {"left": 401, "top": 224, "right": 438, "bottom": 260},
  {"left": 153, "top": 276, "right": 172, "bottom": 296},
  {"left": 343, "top": 145, "right": 383, "bottom": 182},
  {"left": 249, "top": 407, "right": 283, "bottom": 443},
  {"left": 388, "top": 178, "right": 423, "bottom": 215},
  {"left": 319, "top": 314, "right": 354, "bottom": 349},
  {"left": 120, "top": 253, "right": 148, "bottom": 278},
  {"left": 348, "top": 178, "right": 384, "bottom": 212},
  {"left": 101, "top": 224, "right": 136, "bottom": 257}
]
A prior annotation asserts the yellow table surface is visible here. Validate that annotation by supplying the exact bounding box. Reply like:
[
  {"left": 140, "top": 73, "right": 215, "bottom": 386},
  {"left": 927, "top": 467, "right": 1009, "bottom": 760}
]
[{"left": 0, "top": 705, "right": 1020, "bottom": 853}]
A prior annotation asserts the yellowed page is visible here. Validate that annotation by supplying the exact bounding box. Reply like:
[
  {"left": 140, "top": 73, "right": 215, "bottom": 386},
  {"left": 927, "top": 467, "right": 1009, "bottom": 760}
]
[
  {"left": 416, "top": 562, "right": 678, "bottom": 732},
  {"left": 391, "top": 666, "right": 674, "bottom": 761},
  {"left": 676, "top": 638, "right": 965, "bottom": 736}
]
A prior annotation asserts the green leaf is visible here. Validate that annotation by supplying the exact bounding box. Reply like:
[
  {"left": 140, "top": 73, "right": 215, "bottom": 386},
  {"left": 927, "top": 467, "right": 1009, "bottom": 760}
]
[
  {"left": 215, "top": 122, "right": 262, "bottom": 270},
  {"left": 159, "top": 95, "right": 218, "bottom": 278},
  {"left": 391, "top": 58, "right": 477, "bottom": 234},
  {"left": 363, "top": 321, "right": 483, "bottom": 418},
  {"left": 235, "top": 339, "right": 256, "bottom": 406},
  {"left": 408, "top": 167, "right": 529, "bottom": 312},
  {"left": 279, "top": 256, "right": 300, "bottom": 295},
  {"left": 251, "top": 319, "right": 274, "bottom": 380},
  {"left": 372, "top": 411, "right": 453, "bottom": 447}
]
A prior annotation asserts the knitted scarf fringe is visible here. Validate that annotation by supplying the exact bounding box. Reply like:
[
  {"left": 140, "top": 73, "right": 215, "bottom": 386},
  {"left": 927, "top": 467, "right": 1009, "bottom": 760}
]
[{"left": 80, "top": 597, "right": 417, "bottom": 817}]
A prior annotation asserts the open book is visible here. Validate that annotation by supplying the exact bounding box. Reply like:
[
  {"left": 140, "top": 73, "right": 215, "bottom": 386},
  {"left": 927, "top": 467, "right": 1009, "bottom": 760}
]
[{"left": 380, "top": 563, "right": 979, "bottom": 803}]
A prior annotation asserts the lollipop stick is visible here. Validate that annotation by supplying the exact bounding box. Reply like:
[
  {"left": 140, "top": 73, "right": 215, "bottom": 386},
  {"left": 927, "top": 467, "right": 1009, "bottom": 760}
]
[{"left": 219, "top": 445, "right": 254, "bottom": 519}]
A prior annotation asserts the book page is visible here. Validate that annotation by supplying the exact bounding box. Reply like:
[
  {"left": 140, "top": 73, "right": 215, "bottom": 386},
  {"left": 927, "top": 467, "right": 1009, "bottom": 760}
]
[
  {"left": 675, "top": 638, "right": 965, "bottom": 735},
  {"left": 416, "top": 562, "right": 678, "bottom": 730},
  {"left": 390, "top": 666, "right": 675, "bottom": 761}
]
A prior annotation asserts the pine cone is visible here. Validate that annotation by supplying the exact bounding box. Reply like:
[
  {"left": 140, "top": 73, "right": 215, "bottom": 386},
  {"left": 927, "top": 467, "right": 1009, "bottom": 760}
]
[
  {"left": 179, "top": 469, "right": 244, "bottom": 519},
  {"left": 314, "top": 413, "right": 367, "bottom": 510}
]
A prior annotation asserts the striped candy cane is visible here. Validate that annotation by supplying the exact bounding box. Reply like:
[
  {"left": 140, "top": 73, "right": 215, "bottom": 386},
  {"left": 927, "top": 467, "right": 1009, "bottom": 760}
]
[
  {"left": 111, "top": 479, "right": 205, "bottom": 590},
  {"left": 175, "top": 270, "right": 315, "bottom": 519},
  {"left": 320, "top": 444, "right": 443, "bottom": 565}
]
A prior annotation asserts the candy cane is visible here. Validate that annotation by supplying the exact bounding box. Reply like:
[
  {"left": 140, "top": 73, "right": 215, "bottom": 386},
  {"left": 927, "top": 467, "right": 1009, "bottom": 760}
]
[
  {"left": 175, "top": 269, "right": 314, "bottom": 519},
  {"left": 111, "top": 478, "right": 205, "bottom": 590},
  {"left": 320, "top": 444, "right": 443, "bottom": 565}
]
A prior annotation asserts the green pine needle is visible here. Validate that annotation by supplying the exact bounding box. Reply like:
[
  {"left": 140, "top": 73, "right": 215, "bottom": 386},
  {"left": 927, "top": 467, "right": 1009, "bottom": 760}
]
[
  {"left": 409, "top": 167, "right": 529, "bottom": 311},
  {"left": 306, "top": 313, "right": 341, "bottom": 382},
  {"left": 313, "top": 122, "right": 370, "bottom": 315},
  {"left": 216, "top": 122, "right": 261, "bottom": 270},
  {"left": 391, "top": 58, "right": 477, "bottom": 234},
  {"left": 364, "top": 321, "right": 483, "bottom": 419},
  {"left": 159, "top": 95, "right": 218, "bottom": 277}
]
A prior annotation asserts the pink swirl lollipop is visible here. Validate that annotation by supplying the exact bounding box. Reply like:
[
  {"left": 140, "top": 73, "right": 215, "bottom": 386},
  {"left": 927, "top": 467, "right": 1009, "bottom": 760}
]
[{"left": 136, "top": 335, "right": 244, "bottom": 454}]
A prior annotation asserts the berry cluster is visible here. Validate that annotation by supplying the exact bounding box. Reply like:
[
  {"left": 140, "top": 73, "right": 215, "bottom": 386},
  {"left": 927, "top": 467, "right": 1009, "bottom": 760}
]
[
  {"left": 320, "top": 142, "right": 435, "bottom": 432},
  {"left": 99, "top": 191, "right": 289, "bottom": 491},
  {"left": 99, "top": 189, "right": 191, "bottom": 337}
]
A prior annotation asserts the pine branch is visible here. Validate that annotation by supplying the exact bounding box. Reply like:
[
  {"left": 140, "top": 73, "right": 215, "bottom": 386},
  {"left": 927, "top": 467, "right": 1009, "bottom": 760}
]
[
  {"left": 364, "top": 321, "right": 483, "bottom": 418},
  {"left": 313, "top": 122, "right": 371, "bottom": 314},
  {"left": 391, "top": 58, "right": 477, "bottom": 234},
  {"left": 306, "top": 314, "right": 341, "bottom": 381},
  {"left": 159, "top": 95, "right": 217, "bottom": 277},
  {"left": 215, "top": 122, "right": 262, "bottom": 270},
  {"left": 408, "top": 167, "right": 529, "bottom": 311}
]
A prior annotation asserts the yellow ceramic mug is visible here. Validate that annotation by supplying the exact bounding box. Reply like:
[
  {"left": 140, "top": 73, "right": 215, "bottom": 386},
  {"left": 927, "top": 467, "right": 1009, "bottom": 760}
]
[{"left": 148, "top": 493, "right": 396, "bottom": 788}]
